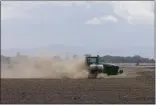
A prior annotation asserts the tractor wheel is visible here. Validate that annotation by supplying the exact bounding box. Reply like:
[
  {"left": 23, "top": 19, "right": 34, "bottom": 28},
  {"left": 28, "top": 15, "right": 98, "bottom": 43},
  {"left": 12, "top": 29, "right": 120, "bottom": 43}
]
[
  {"left": 119, "top": 70, "right": 123, "bottom": 74},
  {"left": 107, "top": 73, "right": 110, "bottom": 76},
  {"left": 88, "top": 73, "right": 98, "bottom": 79}
]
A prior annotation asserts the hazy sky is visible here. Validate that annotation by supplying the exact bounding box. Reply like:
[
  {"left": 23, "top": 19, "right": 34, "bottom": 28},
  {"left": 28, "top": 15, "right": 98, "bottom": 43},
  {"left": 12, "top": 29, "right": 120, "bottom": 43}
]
[{"left": 1, "top": 1, "right": 154, "bottom": 58}]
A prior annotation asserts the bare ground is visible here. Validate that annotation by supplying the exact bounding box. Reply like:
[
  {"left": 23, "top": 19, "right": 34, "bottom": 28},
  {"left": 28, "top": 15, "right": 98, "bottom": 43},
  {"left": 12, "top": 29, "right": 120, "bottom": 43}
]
[{"left": 1, "top": 67, "right": 155, "bottom": 104}]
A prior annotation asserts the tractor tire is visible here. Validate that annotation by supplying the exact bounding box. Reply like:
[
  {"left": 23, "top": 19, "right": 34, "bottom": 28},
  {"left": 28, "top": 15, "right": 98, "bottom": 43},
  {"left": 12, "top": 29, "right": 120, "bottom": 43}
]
[
  {"left": 88, "top": 73, "right": 98, "bottom": 79},
  {"left": 119, "top": 70, "right": 123, "bottom": 74},
  {"left": 107, "top": 73, "right": 110, "bottom": 76}
]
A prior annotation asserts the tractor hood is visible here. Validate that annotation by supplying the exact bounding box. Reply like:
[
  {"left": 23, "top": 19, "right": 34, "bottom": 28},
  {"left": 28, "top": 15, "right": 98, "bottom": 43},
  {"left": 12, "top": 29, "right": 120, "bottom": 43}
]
[
  {"left": 100, "top": 63, "right": 119, "bottom": 67},
  {"left": 89, "top": 64, "right": 104, "bottom": 69}
]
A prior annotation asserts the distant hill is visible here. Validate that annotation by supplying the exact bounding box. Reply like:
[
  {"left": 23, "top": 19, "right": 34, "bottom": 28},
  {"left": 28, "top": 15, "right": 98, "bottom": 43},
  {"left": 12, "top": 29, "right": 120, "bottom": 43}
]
[
  {"left": 1, "top": 44, "right": 154, "bottom": 59},
  {"left": 100, "top": 55, "right": 155, "bottom": 63}
]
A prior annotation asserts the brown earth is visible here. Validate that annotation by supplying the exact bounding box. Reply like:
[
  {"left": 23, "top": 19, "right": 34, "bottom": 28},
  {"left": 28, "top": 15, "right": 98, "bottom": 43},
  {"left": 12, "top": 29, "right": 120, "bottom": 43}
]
[{"left": 0, "top": 68, "right": 155, "bottom": 104}]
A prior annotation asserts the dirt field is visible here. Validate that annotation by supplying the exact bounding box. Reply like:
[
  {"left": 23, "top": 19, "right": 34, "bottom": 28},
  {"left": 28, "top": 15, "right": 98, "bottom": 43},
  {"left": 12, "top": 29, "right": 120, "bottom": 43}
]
[{"left": 1, "top": 67, "right": 155, "bottom": 104}]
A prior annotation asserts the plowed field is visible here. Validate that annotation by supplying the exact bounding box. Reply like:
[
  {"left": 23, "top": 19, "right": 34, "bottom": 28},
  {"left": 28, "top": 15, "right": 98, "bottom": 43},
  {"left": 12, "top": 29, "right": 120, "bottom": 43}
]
[{"left": 1, "top": 67, "right": 155, "bottom": 104}]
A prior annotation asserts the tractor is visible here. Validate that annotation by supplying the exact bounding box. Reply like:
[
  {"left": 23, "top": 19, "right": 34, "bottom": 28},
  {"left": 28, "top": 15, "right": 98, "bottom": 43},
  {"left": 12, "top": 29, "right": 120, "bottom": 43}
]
[{"left": 85, "top": 55, "right": 123, "bottom": 78}]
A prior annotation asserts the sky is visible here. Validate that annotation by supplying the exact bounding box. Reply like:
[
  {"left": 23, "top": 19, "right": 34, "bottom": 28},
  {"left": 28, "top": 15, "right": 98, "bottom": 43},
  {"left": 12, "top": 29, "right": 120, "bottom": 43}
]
[{"left": 1, "top": 1, "right": 154, "bottom": 58}]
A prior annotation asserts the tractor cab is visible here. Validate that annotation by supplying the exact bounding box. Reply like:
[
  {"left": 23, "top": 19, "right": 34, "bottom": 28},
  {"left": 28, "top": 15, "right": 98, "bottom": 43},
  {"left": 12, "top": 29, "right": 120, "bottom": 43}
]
[{"left": 85, "top": 55, "right": 100, "bottom": 66}]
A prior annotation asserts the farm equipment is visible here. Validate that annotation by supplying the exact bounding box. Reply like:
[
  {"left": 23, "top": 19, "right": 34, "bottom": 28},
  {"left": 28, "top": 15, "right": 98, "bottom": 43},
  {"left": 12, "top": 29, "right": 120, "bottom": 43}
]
[{"left": 85, "top": 55, "right": 123, "bottom": 78}]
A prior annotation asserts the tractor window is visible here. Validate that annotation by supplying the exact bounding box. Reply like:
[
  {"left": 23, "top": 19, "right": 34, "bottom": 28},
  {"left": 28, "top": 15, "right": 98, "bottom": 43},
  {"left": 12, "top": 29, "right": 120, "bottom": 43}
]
[
  {"left": 87, "top": 58, "right": 97, "bottom": 63},
  {"left": 99, "top": 57, "right": 103, "bottom": 62}
]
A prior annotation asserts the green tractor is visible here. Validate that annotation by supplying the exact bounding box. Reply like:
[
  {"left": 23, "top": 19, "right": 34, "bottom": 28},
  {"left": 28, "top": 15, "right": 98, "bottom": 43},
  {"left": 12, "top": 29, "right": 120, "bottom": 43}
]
[{"left": 85, "top": 55, "right": 123, "bottom": 78}]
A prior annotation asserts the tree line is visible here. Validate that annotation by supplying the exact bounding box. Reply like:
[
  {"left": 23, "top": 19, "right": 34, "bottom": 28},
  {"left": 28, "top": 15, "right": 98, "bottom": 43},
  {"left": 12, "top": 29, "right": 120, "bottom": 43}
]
[
  {"left": 1, "top": 54, "right": 155, "bottom": 63},
  {"left": 99, "top": 55, "right": 155, "bottom": 63}
]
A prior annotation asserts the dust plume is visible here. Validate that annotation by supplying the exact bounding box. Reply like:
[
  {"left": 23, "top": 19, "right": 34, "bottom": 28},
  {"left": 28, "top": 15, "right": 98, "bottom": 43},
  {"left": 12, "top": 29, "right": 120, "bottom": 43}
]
[
  {"left": 1, "top": 53, "right": 89, "bottom": 79},
  {"left": 2, "top": 52, "right": 147, "bottom": 79}
]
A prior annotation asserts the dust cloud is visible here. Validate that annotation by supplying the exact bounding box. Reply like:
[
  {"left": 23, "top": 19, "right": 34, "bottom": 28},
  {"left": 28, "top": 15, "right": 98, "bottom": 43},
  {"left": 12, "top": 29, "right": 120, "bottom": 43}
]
[
  {"left": 1, "top": 52, "right": 89, "bottom": 79},
  {"left": 1, "top": 52, "right": 147, "bottom": 79}
]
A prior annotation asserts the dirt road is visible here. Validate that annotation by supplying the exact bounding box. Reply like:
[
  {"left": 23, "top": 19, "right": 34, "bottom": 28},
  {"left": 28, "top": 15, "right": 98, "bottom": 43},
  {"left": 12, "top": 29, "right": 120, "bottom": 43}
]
[{"left": 1, "top": 69, "right": 155, "bottom": 104}]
